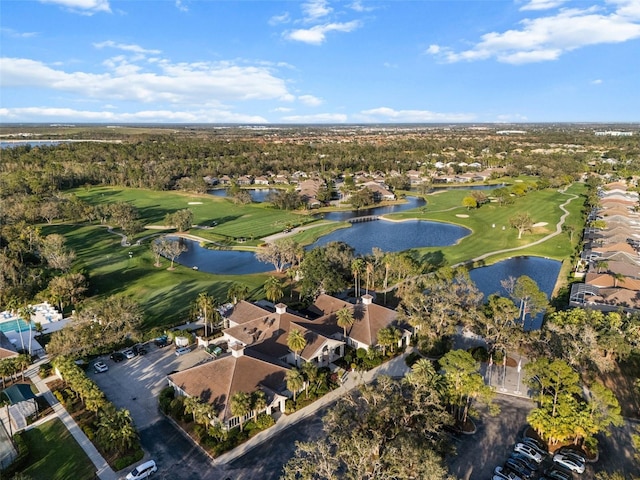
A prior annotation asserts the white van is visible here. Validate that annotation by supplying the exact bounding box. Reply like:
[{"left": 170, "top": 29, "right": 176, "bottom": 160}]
[{"left": 125, "top": 459, "right": 157, "bottom": 479}]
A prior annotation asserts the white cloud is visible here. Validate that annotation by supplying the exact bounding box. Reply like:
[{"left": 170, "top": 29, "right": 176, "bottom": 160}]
[
  {"left": 273, "top": 107, "right": 294, "bottom": 112},
  {"left": 0, "top": 106, "right": 268, "bottom": 123},
  {"left": 281, "top": 113, "right": 348, "bottom": 123},
  {"left": 175, "top": 0, "right": 188, "bottom": 12},
  {"left": 591, "top": 78, "right": 603, "bottom": 84},
  {"left": 286, "top": 21, "right": 361, "bottom": 45},
  {"left": 0, "top": 28, "right": 39, "bottom": 38},
  {"left": 520, "top": 0, "right": 568, "bottom": 11},
  {"left": 269, "top": 12, "right": 290, "bottom": 26},
  {"left": 302, "top": 0, "right": 332, "bottom": 22},
  {"left": 0, "top": 56, "right": 294, "bottom": 105},
  {"left": 358, "top": 107, "right": 475, "bottom": 122},
  {"left": 495, "top": 113, "right": 529, "bottom": 122},
  {"left": 427, "top": 3, "right": 640, "bottom": 64},
  {"left": 349, "top": 1, "right": 375, "bottom": 13},
  {"left": 39, "top": 0, "right": 111, "bottom": 14},
  {"left": 93, "top": 41, "right": 162, "bottom": 55},
  {"left": 298, "top": 94, "right": 323, "bottom": 106}
]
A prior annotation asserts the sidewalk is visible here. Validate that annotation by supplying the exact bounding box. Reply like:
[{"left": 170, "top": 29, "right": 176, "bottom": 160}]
[
  {"left": 212, "top": 350, "right": 412, "bottom": 466},
  {"left": 7, "top": 357, "right": 120, "bottom": 480}
]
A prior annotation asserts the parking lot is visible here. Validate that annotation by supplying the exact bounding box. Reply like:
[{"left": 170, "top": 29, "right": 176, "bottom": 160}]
[{"left": 89, "top": 342, "right": 211, "bottom": 429}]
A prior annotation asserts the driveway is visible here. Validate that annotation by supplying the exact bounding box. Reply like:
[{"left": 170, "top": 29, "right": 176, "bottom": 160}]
[{"left": 90, "top": 343, "right": 211, "bottom": 429}]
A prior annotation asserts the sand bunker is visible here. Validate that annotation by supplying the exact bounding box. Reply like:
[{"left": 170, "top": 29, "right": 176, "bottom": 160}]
[
  {"left": 532, "top": 222, "right": 548, "bottom": 227},
  {"left": 188, "top": 202, "right": 203, "bottom": 205},
  {"left": 456, "top": 214, "right": 470, "bottom": 218}
]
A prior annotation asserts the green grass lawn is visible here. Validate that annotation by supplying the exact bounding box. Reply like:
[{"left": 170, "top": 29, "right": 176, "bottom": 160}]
[
  {"left": 50, "top": 182, "right": 586, "bottom": 329},
  {"left": 388, "top": 183, "right": 586, "bottom": 266},
  {"left": 21, "top": 417, "right": 95, "bottom": 480},
  {"left": 72, "top": 186, "right": 320, "bottom": 243},
  {"left": 42, "top": 224, "right": 268, "bottom": 330}
]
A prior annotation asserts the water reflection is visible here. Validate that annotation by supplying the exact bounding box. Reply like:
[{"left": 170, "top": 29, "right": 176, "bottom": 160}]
[
  {"left": 210, "top": 188, "right": 278, "bottom": 203},
  {"left": 469, "top": 256, "right": 561, "bottom": 330}
]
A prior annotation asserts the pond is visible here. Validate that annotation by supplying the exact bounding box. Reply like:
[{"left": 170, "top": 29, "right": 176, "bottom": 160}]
[
  {"left": 323, "top": 196, "right": 426, "bottom": 221},
  {"left": 469, "top": 256, "right": 561, "bottom": 330},
  {"left": 171, "top": 239, "right": 273, "bottom": 275},
  {"left": 210, "top": 188, "right": 278, "bottom": 203},
  {"left": 308, "top": 219, "right": 469, "bottom": 255}
]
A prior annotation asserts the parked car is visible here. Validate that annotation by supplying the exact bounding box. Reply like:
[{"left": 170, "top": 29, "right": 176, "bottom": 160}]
[
  {"left": 154, "top": 335, "right": 168, "bottom": 347},
  {"left": 126, "top": 459, "right": 157, "bottom": 480},
  {"left": 514, "top": 443, "right": 545, "bottom": 464},
  {"left": 556, "top": 447, "right": 585, "bottom": 464},
  {"left": 504, "top": 458, "right": 535, "bottom": 479},
  {"left": 494, "top": 466, "right": 523, "bottom": 480},
  {"left": 543, "top": 467, "right": 573, "bottom": 480},
  {"left": 509, "top": 453, "right": 539, "bottom": 473},
  {"left": 553, "top": 453, "right": 585, "bottom": 474},
  {"left": 94, "top": 361, "right": 108, "bottom": 373},
  {"left": 110, "top": 352, "right": 125, "bottom": 362},
  {"left": 521, "top": 436, "right": 548, "bottom": 453},
  {"left": 123, "top": 349, "right": 136, "bottom": 359},
  {"left": 206, "top": 345, "right": 223, "bottom": 357},
  {"left": 175, "top": 346, "right": 191, "bottom": 356},
  {"left": 132, "top": 344, "right": 147, "bottom": 355}
]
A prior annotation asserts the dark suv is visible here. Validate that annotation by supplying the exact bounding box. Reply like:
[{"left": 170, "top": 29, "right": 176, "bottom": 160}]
[
  {"left": 110, "top": 351, "right": 125, "bottom": 362},
  {"left": 154, "top": 335, "right": 168, "bottom": 348},
  {"left": 132, "top": 344, "right": 147, "bottom": 355}
]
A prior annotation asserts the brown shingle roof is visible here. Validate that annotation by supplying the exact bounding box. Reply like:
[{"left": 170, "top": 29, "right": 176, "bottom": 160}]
[
  {"left": 225, "top": 301, "right": 269, "bottom": 326},
  {"left": 168, "top": 352, "right": 288, "bottom": 423}
]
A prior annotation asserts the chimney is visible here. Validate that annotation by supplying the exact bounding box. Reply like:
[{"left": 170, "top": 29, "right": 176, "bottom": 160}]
[
  {"left": 230, "top": 342, "right": 245, "bottom": 358},
  {"left": 362, "top": 294, "right": 373, "bottom": 305},
  {"left": 275, "top": 303, "right": 287, "bottom": 315}
]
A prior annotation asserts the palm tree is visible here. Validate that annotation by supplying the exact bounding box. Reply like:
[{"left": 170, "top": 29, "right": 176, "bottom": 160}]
[
  {"left": 335, "top": 307, "right": 354, "bottom": 340},
  {"left": 611, "top": 272, "right": 626, "bottom": 288},
  {"left": 227, "top": 282, "right": 249, "bottom": 305},
  {"left": 17, "top": 305, "right": 35, "bottom": 353},
  {"left": 286, "top": 368, "right": 305, "bottom": 403},
  {"left": 287, "top": 329, "right": 307, "bottom": 366},
  {"left": 264, "top": 276, "right": 284, "bottom": 303},
  {"left": 230, "top": 391, "right": 251, "bottom": 432},
  {"left": 15, "top": 354, "right": 31, "bottom": 381},
  {"left": 351, "top": 258, "right": 365, "bottom": 297},
  {"left": 96, "top": 406, "right": 138, "bottom": 454},
  {"left": 365, "top": 261, "right": 375, "bottom": 294},
  {"left": 377, "top": 327, "right": 401, "bottom": 355},
  {"left": 301, "top": 361, "right": 319, "bottom": 399},
  {"left": 195, "top": 292, "right": 216, "bottom": 338},
  {"left": 251, "top": 390, "right": 267, "bottom": 422}
]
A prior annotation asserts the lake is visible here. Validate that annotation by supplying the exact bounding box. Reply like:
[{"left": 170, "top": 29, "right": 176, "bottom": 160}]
[
  {"left": 308, "top": 219, "right": 469, "bottom": 255},
  {"left": 469, "top": 256, "right": 561, "bottom": 330}
]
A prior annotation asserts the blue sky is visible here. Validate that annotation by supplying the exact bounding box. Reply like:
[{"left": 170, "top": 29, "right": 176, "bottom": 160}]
[{"left": 1, "top": 0, "right": 639, "bottom": 123}]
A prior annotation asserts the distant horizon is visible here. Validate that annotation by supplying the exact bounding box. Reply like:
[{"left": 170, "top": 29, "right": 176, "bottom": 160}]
[{"left": 2, "top": 1, "right": 639, "bottom": 124}]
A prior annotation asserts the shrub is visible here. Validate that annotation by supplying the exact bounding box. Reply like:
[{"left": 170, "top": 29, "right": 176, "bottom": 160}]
[
  {"left": 469, "top": 346, "right": 489, "bottom": 362},
  {"left": 193, "top": 424, "right": 207, "bottom": 441},
  {"left": 356, "top": 348, "right": 367, "bottom": 359},
  {"left": 158, "top": 386, "right": 175, "bottom": 414},
  {"left": 112, "top": 448, "right": 144, "bottom": 471},
  {"left": 405, "top": 351, "right": 421, "bottom": 367},
  {"left": 254, "top": 413, "right": 275, "bottom": 430},
  {"left": 82, "top": 425, "right": 95, "bottom": 441},
  {"left": 168, "top": 397, "right": 185, "bottom": 420},
  {"left": 38, "top": 362, "right": 53, "bottom": 377}
]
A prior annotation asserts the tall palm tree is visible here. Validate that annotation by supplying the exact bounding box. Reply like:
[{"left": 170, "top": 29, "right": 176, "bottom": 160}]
[
  {"left": 286, "top": 368, "right": 305, "bottom": 403},
  {"left": 230, "top": 391, "right": 251, "bottom": 431},
  {"left": 251, "top": 390, "right": 267, "bottom": 422},
  {"left": 17, "top": 305, "right": 34, "bottom": 353},
  {"left": 286, "top": 329, "right": 307, "bottom": 366},
  {"left": 195, "top": 292, "right": 216, "bottom": 338},
  {"left": 264, "top": 276, "right": 284, "bottom": 303},
  {"left": 335, "top": 307, "right": 354, "bottom": 340},
  {"left": 365, "top": 261, "right": 374, "bottom": 294},
  {"left": 96, "top": 406, "right": 138, "bottom": 454},
  {"left": 611, "top": 272, "right": 626, "bottom": 288},
  {"left": 351, "top": 258, "right": 365, "bottom": 298}
]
